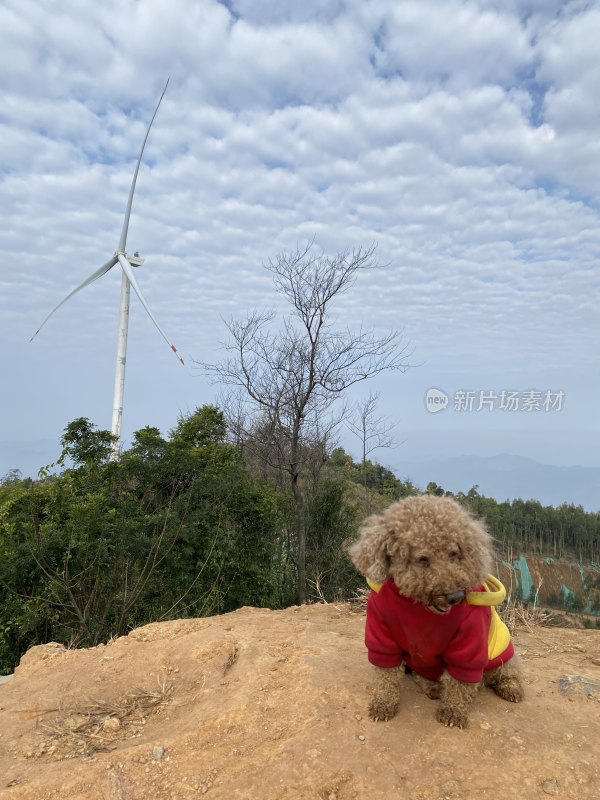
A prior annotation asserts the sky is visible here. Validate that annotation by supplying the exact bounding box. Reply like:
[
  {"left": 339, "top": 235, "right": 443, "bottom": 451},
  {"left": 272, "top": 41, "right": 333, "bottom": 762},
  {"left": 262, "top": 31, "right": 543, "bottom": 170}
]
[{"left": 1, "top": 0, "right": 599, "bottom": 483}]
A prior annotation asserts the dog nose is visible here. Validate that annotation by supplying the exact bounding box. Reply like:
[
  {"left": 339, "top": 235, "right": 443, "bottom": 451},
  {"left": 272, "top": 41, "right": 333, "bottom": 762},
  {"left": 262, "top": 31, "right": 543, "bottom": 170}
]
[{"left": 445, "top": 590, "right": 466, "bottom": 605}]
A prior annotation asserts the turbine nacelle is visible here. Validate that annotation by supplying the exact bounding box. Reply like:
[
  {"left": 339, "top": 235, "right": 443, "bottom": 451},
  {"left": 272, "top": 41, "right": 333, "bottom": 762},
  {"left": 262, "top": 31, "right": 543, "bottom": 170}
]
[{"left": 119, "top": 251, "right": 145, "bottom": 267}]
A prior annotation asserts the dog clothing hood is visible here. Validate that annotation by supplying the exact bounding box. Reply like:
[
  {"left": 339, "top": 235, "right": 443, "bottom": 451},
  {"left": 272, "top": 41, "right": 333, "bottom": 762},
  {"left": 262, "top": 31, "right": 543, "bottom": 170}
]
[{"left": 365, "top": 577, "right": 514, "bottom": 683}]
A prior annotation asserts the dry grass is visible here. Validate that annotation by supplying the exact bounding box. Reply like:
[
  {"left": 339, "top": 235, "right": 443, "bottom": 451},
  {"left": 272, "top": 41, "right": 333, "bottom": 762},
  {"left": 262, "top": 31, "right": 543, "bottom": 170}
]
[
  {"left": 502, "top": 600, "right": 556, "bottom": 633},
  {"left": 348, "top": 587, "right": 370, "bottom": 613},
  {"left": 223, "top": 642, "right": 240, "bottom": 674},
  {"left": 37, "top": 677, "right": 173, "bottom": 759}
]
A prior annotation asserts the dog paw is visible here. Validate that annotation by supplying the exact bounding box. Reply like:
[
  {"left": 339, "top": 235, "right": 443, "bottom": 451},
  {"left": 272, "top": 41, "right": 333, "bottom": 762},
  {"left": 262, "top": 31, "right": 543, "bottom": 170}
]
[
  {"left": 493, "top": 680, "right": 524, "bottom": 703},
  {"left": 436, "top": 706, "right": 469, "bottom": 729},
  {"left": 369, "top": 695, "right": 399, "bottom": 722}
]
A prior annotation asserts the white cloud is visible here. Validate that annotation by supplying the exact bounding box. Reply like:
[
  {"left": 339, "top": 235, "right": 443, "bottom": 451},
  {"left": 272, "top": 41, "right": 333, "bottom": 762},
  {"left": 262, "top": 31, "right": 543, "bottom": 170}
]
[
  {"left": 0, "top": 0, "right": 598, "bottom": 475},
  {"left": 369, "top": 0, "right": 533, "bottom": 87}
]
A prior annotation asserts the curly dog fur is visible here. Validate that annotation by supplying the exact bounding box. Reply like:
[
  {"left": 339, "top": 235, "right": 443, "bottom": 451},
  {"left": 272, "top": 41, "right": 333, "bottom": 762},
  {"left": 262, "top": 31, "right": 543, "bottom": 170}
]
[{"left": 349, "top": 494, "right": 524, "bottom": 728}]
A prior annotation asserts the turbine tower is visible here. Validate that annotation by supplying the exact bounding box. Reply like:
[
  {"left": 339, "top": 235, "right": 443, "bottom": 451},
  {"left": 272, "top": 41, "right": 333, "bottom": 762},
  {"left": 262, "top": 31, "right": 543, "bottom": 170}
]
[{"left": 31, "top": 80, "right": 183, "bottom": 456}]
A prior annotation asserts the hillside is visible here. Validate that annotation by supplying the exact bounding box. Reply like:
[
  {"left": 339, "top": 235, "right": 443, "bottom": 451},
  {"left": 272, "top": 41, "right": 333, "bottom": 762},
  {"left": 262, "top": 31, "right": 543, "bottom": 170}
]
[
  {"left": 496, "top": 556, "right": 600, "bottom": 613},
  {"left": 1, "top": 604, "right": 599, "bottom": 800}
]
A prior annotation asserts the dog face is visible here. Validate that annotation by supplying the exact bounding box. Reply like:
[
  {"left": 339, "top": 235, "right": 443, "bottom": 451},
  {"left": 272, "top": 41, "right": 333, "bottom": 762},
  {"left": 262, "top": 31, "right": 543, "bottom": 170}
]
[{"left": 349, "top": 495, "right": 493, "bottom": 614}]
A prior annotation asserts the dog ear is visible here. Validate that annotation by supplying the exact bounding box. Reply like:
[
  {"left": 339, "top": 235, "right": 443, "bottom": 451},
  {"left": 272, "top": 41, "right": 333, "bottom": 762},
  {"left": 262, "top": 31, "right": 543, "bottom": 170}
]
[
  {"left": 348, "top": 514, "right": 392, "bottom": 584},
  {"left": 459, "top": 515, "right": 494, "bottom": 579}
]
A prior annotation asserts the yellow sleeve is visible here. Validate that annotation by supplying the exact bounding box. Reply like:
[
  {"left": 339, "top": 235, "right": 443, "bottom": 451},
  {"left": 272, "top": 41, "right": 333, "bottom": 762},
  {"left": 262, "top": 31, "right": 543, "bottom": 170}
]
[
  {"left": 487, "top": 607, "right": 511, "bottom": 660},
  {"left": 466, "top": 575, "right": 506, "bottom": 606}
]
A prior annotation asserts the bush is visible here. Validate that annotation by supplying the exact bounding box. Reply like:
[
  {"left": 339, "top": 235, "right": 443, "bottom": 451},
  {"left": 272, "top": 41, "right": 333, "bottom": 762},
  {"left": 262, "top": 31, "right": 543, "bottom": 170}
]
[{"left": 0, "top": 410, "right": 291, "bottom": 672}]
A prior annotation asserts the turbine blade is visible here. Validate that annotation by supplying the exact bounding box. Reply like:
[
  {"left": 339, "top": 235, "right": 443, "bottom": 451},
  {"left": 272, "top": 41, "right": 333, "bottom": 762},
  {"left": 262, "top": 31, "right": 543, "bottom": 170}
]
[
  {"left": 118, "top": 77, "right": 170, "bottom": 253},
  {"left": 117, "top": 253, "right": 184, "bottom": 365},
  {"left": 30, "top": 255, "right": 118, "bottom": 341}
]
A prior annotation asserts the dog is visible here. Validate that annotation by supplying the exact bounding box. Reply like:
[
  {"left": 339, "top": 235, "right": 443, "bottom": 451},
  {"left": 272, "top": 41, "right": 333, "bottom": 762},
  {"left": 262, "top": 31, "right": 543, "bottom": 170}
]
[{"left": 348, "top": 494, "right": 524, "bottom": 728}]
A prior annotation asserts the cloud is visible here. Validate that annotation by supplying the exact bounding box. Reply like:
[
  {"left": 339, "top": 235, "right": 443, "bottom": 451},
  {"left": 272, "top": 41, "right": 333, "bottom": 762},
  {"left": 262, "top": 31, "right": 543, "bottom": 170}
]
[
  {"left": 531, "top": 4, "right": 600, "bottom": 196},
  {"left": 0, "top": 0, "right": 598, "bottom": 475},
  {"left": 370, "top": 0, "right": 533, "bottom": 87}
]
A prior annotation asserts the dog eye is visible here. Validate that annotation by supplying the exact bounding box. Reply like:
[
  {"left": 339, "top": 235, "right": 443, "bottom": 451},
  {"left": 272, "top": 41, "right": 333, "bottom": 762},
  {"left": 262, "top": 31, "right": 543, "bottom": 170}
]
[
  {"left": 448, "top": 551, "right": 460, "bottom": 561},
  {"left": 418, "top": 556, "right": 431, "bottom": 567}
]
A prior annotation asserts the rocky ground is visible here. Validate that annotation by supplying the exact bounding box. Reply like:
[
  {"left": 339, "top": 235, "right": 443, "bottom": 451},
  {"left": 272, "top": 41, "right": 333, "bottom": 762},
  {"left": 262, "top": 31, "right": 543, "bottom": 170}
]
[{"left": 1, "top": 603, "right": 599, "bottom": 800}]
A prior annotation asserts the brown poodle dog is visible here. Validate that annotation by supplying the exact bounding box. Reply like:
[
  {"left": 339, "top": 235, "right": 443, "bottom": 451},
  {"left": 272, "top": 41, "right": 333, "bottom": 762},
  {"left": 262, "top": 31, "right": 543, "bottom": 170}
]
[{"left": 349, "top": 495, "right": 524, "bottom": 728}]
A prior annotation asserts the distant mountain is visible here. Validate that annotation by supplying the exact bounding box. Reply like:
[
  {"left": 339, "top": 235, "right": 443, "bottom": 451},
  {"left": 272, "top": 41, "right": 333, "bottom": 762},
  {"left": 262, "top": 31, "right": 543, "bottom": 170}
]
[{"left": 400, "top": 454, "right": 600, "bottom": 512}]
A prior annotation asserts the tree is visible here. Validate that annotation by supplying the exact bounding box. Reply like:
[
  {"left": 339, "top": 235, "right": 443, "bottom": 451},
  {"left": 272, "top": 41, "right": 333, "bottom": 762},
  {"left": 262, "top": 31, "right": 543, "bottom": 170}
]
[
  {"left": 347, "top": 392, "right": 397, "bottom": 514},
  {"left": 169, "top": 405, "right": 227, "bottom": 447},
  {"left": 201, "top": 243, "right": 411, "bottom": 602},
  {"left": 59, "top": 418, "right": 116, "bottom": 468},
  {"left": 0, "top": 409, "right": 290, "bottom": 671},
  {"left": 1, "top": 468, "right": 23, "bottom": 485},
  {"left": 426, "top": 481, "right": 446, "bottom": 497}
]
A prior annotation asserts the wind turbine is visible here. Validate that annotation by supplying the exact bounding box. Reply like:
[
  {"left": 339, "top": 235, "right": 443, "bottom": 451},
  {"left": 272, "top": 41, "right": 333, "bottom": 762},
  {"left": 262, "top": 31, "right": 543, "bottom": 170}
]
[{"left": 31, "top": 79, "right": 184, "bottom": 456}]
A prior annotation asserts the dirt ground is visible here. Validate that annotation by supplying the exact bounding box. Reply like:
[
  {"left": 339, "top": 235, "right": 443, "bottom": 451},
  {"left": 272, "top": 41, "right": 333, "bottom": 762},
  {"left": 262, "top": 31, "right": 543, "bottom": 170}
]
[{"left": 1, "top": 603, "right": 599, "bottom": 800}]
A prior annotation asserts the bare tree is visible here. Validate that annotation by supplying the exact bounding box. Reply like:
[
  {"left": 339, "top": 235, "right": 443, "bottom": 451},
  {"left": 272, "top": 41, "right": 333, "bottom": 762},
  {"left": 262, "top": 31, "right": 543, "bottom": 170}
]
[
  {"left": 347, "top": 392, "right": 398, "bottom": 514},
  {"left": 200, "top": 243, "right": 412, "bottom": 602}
]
